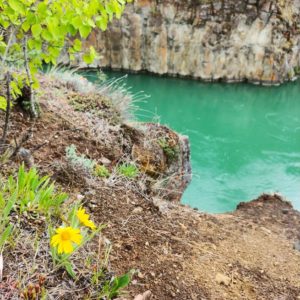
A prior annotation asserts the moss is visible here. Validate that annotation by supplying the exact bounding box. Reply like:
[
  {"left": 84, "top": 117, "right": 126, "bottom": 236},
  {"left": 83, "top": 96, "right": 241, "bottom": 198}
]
[
  {"left": 157, "top": 137, "right": 180, "bottom": 162},
  {"left": 294, "top": 66, "right": 300, "bottom": 76}
]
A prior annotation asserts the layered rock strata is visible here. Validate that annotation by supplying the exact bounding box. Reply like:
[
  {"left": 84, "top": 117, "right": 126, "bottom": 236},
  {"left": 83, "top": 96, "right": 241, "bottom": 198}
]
[{"left": 83, "top": 0, "right": 300, "bottom": 85}]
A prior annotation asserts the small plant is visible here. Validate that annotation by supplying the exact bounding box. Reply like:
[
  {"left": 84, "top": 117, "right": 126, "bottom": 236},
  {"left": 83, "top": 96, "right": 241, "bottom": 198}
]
[
  {"left": 117, "top": 163, "right": 139, "bottom": 179},
  {"left": 94, "top": 164, "right": 110, "bottom": 178},
  {"left": 66, "top": 144, "right": 95, "bottom": 173},
  {"left": 0, "top": 0, "right": 132, "bottom": 119},
  {"left": 0, "top": 188, "right": 16, "bottom": 254},
  {"left": 99, "top": 272, "right": 133, "bottom": 299},
  {"left": 50, "top": 204, "right": 101, "bottom": 278},
  {"left": 3, "top": 164, "right": 67, "bottom": 216},
  {"left": 158, "top": 138, "right": 179, "bottom": 162},
  {"left": 294, "top": 66, "right": 300, "bottom": 75}
]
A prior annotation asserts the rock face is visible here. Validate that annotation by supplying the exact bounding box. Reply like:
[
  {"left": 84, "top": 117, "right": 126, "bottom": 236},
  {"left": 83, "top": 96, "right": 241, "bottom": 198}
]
[
  {"left": 125, "top": 123, "right": 192, "bottom": 202},
  {"left": 83, "top": 0, "right": 300, "bottom": 85}
]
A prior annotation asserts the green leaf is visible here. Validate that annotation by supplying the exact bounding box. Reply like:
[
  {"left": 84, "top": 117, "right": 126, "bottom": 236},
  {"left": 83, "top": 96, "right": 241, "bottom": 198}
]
[
  {"left": 10, "top": 81, "right": 22, "bottom": 98},
  {"left": 109, "top": 273, "right": 131, "bottom": 298},
  {"left": 71, "top": 16, "right": 82, "bottom": 29},
  {"left": 0, "top": 96, "right": 7, "bottom": 111},
  {"left": 31, "top": 24, "right": 42, "bottom": 38},
  {"left": 8, "top": 0, "right": 25, "bottom": 14},
  {"left": 79, "top": 25, "right": 91, "bottom": 39},
  {"left": 37, "top": 2, "right": 48, "bottom": 17},
  {"left": 114, "top": 273, "right": 130, "bottom": 290},
  {"left": 0, "top": 224, "right": 13, "bottom": 250},
  {"left": 96, "top": 17, "right": 108, "bottom": 31},
  {"left": 41, "top": 29, "right": 53, "bottom": 42},
  {"left": 22, "top": 21, "right": 31, "bottom": 32},
  {"left": 83, "top": 46, "right": 97, "bottom": 64},
  {"left": 73, "top": 39, "right": 82, "bottom": 52},
  {"left": 64, "top": 261, "right": 76, "bottom": 279}
]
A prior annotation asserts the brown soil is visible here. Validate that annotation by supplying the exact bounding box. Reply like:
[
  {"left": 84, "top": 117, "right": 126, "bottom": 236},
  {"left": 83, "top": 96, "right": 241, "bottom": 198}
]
[{"left": 1, "top": 75, "right": 300, "bottom": 300}]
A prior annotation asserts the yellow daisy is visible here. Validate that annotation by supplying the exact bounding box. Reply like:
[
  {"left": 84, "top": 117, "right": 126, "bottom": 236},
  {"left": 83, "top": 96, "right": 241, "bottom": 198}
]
[
  {"left": 76, "top": 207, "right": 96, "bottom": 230},
  {"left": 51, "top": 227, "right": 82, "bottom": 254}
]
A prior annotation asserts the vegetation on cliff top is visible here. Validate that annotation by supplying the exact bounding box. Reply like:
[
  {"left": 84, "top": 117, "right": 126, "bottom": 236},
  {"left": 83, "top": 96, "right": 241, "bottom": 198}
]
[
  {"left": 0, "top": 0, "right": 131, "bottom": 118},
  {"left": 0, "top": 0, "right": 141, "bottom": 298}
]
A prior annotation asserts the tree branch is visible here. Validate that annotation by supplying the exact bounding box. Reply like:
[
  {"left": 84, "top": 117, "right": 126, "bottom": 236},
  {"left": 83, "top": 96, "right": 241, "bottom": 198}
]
[
  {"left": 1, "top": 72, "right": 11, "bottom": 145},
  {"left": 0, "top": 27, "right": 15, "bottom": 75},
  {"left": 23, "top": 36, "right": 38, "bottom": 118}
]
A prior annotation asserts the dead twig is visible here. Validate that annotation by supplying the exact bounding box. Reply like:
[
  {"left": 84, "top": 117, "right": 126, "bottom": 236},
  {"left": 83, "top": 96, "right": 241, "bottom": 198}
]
[
  {"left": 1, "top": 72, "right": 11, "bottom": 146},
  {"left": 11, "top": 125, "right": 34, "bottom": 158}
]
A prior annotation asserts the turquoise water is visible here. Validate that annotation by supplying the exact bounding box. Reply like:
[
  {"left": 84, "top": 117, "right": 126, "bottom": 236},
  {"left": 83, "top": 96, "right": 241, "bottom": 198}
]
[{"left": 85, "top": 71, "right": 300, "bottom": 213}]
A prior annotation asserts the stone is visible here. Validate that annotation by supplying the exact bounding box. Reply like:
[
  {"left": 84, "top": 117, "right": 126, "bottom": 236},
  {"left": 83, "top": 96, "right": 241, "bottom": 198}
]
[
  {"left": 132, "top": 206, "right": 143, "bottom": 214},
  {"left": 130, "top": 123, "right": 192, "bottom": 202},
  {"left": 215, "top": 273, "right": 231, "bottom": 286},
  {"left": 293, "top": 240, "right": 300, "bottom": 251},
  {"left": 99, "top": 156, "right": 111, "bottom": 166}
]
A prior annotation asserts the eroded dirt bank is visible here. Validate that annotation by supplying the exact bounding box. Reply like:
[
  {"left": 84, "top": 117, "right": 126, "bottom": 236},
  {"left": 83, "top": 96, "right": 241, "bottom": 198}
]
[{"left": 1, "top": 74, "right": 300, "bottom": 299}]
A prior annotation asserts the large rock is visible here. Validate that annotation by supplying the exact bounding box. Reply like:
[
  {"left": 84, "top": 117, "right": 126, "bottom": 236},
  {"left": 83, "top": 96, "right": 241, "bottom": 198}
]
[
  {"left": 124, "top": 123, "right": 192, "bottom": 202},
  {"left": 82, "top": 0, "right": 300, "bottom": 85}
]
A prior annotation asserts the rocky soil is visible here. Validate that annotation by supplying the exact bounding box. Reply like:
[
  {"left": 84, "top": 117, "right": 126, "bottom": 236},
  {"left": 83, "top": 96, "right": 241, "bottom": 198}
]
[{"left": 1, "top": 74, "right": 300, "bottom": 299}]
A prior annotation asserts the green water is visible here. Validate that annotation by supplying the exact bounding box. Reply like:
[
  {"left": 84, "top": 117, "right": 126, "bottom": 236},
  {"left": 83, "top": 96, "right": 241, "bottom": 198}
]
[{"left": 85, "top": 71, "right": 300, "bottom": 213}]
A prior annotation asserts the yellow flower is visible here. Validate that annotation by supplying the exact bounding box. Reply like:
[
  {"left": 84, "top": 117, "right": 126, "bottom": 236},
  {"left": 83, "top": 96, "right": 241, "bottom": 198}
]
[
  {"left": 76, "top": 207, "right": 96, "bottom": 230},
  {"left": 51, "top": 227, "right": 82, "bottom": 254}
]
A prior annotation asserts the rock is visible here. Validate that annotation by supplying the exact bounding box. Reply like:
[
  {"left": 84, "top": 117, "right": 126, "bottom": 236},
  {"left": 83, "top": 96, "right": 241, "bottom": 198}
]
[
  {"left": 282, "top": 208, "right": 289, "bottom": 214},
  {"left": 99, "top": 156, "right": 111, "bottom": 166},
  {"left": 18, "top": 148, "right": 34, "bottom": 168},
  {"left": 130, "top": 123, "right": 192, "bottom": 202},
  {"left": 132, "top": 206, "right": 143, "bottom": 214},
  {"left": 261, "top": 227, "right": 272, "bottom": 235},
  {"left": 81, "top": 0, "right": 300, "bottom": 85},
  {"left": 215, "top": 273, "right": 231, "bottom": 286},
  {"left": 133, "top": 290, "right": 152, "bottom": 300},
  {"left": 293, "top": 240, "right": 300, "bottom": 251},
  {"left": 116, "top": 291, "right": 152, "bottom": 300}
]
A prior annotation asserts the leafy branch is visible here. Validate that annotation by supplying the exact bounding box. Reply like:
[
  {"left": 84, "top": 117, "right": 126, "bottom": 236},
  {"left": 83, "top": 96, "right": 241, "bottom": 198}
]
[{"left": 0, "top": 0, "right": 132, "bottom": 118}]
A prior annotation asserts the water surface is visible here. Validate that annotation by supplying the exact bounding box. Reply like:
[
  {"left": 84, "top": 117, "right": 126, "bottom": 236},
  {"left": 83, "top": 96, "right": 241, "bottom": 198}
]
[{"left": 85, "top": 71, "right": 300, "bottom": 213}]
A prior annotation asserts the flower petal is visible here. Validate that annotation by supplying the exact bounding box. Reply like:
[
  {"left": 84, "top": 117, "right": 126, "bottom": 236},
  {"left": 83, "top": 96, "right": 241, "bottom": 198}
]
[
  {"left": 71, "top": 233, "right": 82, "bottom": 245},
  {"left": 50, "top": 234, "right": 60, "bottom": 247},
  {"left": 63, "top": 241, "right": 73, "bottom": 254},
  {"left": 57, "top": 242, "right": 64, "bottom": 254}
]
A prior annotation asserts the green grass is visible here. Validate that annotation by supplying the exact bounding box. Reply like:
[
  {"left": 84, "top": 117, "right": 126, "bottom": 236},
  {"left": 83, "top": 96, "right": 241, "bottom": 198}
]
[
  {"left": 94, "top": 164, "right": 110, "bottom": 178},
  {"left": 117, "top": 163, "right": 139, "bottom": 179}
]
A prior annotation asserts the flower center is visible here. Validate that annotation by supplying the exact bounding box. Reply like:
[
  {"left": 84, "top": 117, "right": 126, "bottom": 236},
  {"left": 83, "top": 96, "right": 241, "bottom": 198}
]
[{"left": 61, "top": 231, "right": 70, "bottom": 241}]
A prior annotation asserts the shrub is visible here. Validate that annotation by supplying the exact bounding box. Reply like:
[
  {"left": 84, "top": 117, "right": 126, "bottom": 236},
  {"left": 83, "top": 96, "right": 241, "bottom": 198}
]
[
  {"left": 94, "top": 164, "right": 110, "bottom": 178},
  {"left": 3, "top": 164, "right": 67, "bottom": 216},
  {"left": 66, "top": 144, "right": 95, "bottom": 173},
  {"left": 117, "top": 163, "right": 139, "bottom": 178},
  {"left": 0, "top": 188, "right": 16, "bottom": 253},
  {"left": 0, "top": 0, "right": 132, "bottom": 117}
]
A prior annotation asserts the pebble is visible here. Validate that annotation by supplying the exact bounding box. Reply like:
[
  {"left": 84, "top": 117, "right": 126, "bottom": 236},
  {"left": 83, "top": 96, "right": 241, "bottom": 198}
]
[
  {"left": 99, "top": 156, "right": 111, "bottom": 166},
  {"left": 215, "top": 273, "right": 231, "bottom": 286},
  {"left": 293, "top": 240, "right": 300, "bottom": 251},
  {"left": 132, "top": 207, "right": 143, "bottom": 214}
]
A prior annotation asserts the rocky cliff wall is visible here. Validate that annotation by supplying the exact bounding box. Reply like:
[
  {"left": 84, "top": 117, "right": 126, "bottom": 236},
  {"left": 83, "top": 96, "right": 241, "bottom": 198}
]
[{"left": 82, "top": 0, "right": 300, "bottom": 85}]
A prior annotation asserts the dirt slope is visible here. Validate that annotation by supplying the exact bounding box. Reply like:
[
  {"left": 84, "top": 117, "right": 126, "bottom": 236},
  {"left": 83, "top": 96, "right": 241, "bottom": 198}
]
[{"left": 1, "top": 75, "right": 300, "bottom": 300}]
